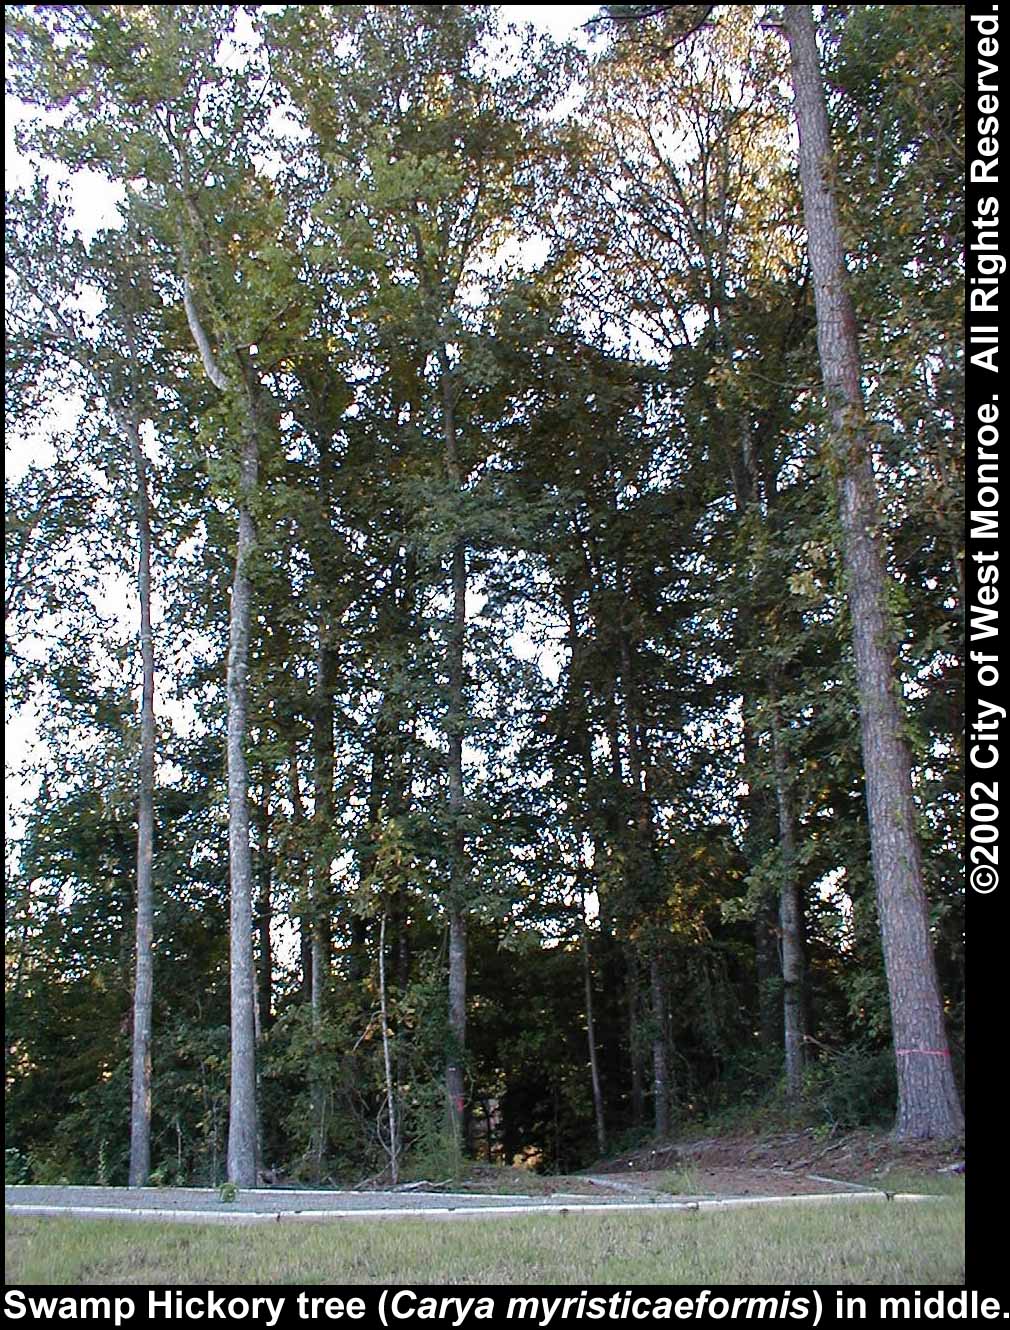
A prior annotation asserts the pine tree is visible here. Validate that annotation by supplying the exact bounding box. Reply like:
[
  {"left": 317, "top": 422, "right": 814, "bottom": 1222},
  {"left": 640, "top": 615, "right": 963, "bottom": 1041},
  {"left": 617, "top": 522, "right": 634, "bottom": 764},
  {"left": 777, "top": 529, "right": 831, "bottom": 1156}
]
[{"left": 781, "top": 4, "right": 962, "bottom": 1139}]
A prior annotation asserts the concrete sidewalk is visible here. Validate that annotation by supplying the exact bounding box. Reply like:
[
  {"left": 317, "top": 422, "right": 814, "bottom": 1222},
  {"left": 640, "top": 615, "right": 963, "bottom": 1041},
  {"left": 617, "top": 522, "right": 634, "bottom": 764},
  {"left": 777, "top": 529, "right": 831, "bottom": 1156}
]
[{"left": 5, "top": 1183, "right": 938, "bottom": 1225}]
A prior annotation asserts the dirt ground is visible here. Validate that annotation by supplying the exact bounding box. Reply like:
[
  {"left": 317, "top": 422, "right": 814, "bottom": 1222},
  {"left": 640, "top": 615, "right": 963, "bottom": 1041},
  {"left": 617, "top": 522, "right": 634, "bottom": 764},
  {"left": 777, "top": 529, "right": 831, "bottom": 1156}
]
[
  {"left": 583, "top": 1128, "right": 964, "bottom": 1197},
  {"left": 451, "top": 1128, "right": 964, "bottom": 1200}
]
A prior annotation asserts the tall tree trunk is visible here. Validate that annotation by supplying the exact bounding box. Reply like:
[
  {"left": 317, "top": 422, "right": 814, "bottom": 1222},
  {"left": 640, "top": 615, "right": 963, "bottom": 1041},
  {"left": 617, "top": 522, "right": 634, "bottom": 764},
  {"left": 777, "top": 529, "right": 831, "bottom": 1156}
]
[
  {"left": 311, "top": 432, "right": 337, "bottom": 1017},
  {"left": 128, "top": 411, "right": 155, "bottom": 1188},
  {"left": 379, "top": 913, "right": 399, "bottom": 1183},
  {"left": 650, "top": 955, "right": 670, "bottom": 1138},
  {"left": 255, "top": 768, "right": 273, "bottom": 1030},
  {"left": 309, "top": 633, "right": 335, "bottom": 1172},
  {"left": 311, "top": 664, "right": 333, "bottom": 1016},
  {"left": 564, "top": 586, "right": 608, "bottom": 1158},
  {"left": 446, "top": 902, "right": 467, "bottom": 1150},
  {"left": 439, "top": 347, "right": 468, "bottom": 1153},
  {"left": 181, "top": 276, "right": 261, "bottom": 1182},
  {"left": 626, "top": 949, "right": 645, "bottom": 1128},
  {"left": 288, "top": 750, "right": 313, "bottom": 1005},
  {"left": 731, "top": 437, "right": 782, "bottom": 1053},
  {"left": 767, "top": 687, "right": 806, "bottom": 1098},
  {"left": 784, "top": 4, "right": 962, "bottom": 1138},
  {"left": 582, "top": 918, "right": 607, "bottom": 1157},
  {"left": 225, "top": 427, "right": 259, "bottom": 1185},
  {"left": 741, "top": 702, "right": 783, "bottom": 1050},
  {"left": 619, "top": 618, "right": 671, "bottom": 1138}
]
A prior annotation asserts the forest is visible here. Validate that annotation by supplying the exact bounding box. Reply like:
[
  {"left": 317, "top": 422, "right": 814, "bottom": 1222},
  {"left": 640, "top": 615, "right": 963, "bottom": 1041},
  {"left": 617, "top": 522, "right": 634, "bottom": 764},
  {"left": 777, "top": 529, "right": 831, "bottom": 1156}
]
[{"left": 4, "top": 4, "right": 965, "bottom": 1190}]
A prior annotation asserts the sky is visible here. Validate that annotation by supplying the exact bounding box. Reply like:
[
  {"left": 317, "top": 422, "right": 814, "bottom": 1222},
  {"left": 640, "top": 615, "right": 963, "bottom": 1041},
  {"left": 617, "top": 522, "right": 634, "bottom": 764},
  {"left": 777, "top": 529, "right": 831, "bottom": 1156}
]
[{"left": 510, "top": 5, "right": 599, "bottom": 37}]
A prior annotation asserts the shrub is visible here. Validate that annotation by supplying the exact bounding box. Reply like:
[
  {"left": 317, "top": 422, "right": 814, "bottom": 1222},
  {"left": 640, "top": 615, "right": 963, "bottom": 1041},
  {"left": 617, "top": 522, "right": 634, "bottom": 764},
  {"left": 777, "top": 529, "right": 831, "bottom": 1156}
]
[
  {"left": 5, "top": 1147, "right": 31, "bottom": 1184},
  {"left": 804, "top": 1043, "right": 896, "bottom": 1129}
]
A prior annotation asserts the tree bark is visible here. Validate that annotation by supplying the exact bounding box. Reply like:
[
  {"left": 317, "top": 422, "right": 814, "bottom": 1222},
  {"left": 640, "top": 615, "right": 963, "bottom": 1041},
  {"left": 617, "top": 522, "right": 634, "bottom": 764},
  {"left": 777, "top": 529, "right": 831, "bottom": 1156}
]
[
  {"left": 650, "top": 955, "right": 670, "bottom": 1138},
  {"left": 225, "top": 425, "right": 260, "bottom": 1185},
  {"left": 127, "top": 411, "right": 155, "bottom": 1188},
  {"left": 784, "top": 4, "right": 962, "bottom": 1138},
  {"left": 181, "top": 270, "right": 262, "bottom": 1182},
  {"left": 439, "top": 346, "right": 469, "bottom": 1153},
  {"left": 310, "top": 632, "right": 335, "bottom": 1171},
  {"left": 626, "top": 949, "right": 645, "bottom": 1128},
  {"left": 255, "top": 768, "right": 273, "bottom": 1030},
  {"left": 768, "top": 687, "right": 806, "bottom": 1098},
  {"left": 379, "top": 913, "right": 399, "bottom": 1183},
  {"left": 287, "top": 749, "right": 313, "bottom": 1005},
  {"left": 311, "top": 432, "right": 337, "bottom": 1016},
  {"left": 582, "top": 920, "right": 607, "bottom": 1157},
  {"left": 618, "top": 613, "right": 672, "bottom": 1138},
  {"left": 563, "top": 586, "right": 609, "bottom": 1157}
]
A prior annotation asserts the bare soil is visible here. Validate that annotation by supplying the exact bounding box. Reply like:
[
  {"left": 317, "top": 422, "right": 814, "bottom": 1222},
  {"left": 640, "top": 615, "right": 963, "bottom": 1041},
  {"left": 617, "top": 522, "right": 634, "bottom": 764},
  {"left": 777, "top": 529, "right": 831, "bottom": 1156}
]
[
  {"left": 446, "top": 1128, "right": 964, "bottom": 1201},
  {"left": 579, "top": 1127, "right": 965, "bottom": 1198}
]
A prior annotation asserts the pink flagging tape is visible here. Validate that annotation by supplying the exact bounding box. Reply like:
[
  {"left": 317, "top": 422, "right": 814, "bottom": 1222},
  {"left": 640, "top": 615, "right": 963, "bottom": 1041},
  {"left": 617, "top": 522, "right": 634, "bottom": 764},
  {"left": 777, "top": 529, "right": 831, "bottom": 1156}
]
[{"left": 895, "top": 1048, "right": 951, "bottom": 1056}]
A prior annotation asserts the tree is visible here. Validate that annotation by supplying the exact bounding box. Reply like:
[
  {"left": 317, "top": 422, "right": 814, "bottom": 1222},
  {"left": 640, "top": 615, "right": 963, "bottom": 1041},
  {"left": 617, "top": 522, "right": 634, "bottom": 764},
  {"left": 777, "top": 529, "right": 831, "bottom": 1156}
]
[
  {"left": 268, "top": 2, "right": 571, "bottom": 1149},
  {"left": 6, "top": 184, "right": 166, "bottom": 1182},
  {"left": 781, "top": 3, "right": 962, "bottom": 1139},
  {"left": 592, "top": 0, "right": 963, "bottom": 1140},
  {"left": 7, "top": 3, "right": 320, "bottom": 1180},
  {"left": 568, "top": 4, "right": 817, "bottom": 1100}
]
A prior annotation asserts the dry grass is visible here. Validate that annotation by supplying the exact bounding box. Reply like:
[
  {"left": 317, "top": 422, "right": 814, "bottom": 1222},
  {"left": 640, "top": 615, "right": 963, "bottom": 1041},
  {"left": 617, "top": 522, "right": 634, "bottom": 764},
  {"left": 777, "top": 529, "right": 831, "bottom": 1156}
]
[{"left": 6, "top": 1181, "right": 964, "bottom": 1286}]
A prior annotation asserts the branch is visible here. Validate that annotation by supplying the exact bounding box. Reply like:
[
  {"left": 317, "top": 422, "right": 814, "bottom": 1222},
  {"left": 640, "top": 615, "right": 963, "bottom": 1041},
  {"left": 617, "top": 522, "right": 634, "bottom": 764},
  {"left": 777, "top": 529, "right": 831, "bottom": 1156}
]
[
  {"left": 183, "top": 277, "right": 230, "bottom": 391},
  {"left": 588, "top": 5, "right": 716, "bottom": 41}
]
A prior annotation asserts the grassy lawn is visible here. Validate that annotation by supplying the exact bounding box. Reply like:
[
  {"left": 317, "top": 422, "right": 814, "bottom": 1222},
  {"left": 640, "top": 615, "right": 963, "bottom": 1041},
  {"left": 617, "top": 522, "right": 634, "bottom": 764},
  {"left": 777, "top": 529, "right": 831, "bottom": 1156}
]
[{"left": 6, "top": 1182, "right": 964, "bottom": 1285}]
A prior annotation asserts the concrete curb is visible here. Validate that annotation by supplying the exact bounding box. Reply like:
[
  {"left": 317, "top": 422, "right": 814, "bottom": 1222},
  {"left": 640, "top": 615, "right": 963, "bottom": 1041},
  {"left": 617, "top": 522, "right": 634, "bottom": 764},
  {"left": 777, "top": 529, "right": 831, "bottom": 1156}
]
[{"left": 5, "top": 1191, "right": 942, "bottom": 1225}]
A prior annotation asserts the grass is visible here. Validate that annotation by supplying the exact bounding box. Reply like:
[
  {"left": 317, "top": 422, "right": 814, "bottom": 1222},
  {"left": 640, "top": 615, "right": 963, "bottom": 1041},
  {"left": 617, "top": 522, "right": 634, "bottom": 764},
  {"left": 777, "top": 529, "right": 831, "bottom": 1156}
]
[
  {"left": 868, "top": 1171, "right": 962, "bottom": 1198},
  {"left": 6, "top": 1181, "right": 964, "bottom": 1285},
  {"left": 649, "top": 1166, "right": 706, "bottom": 1196}
]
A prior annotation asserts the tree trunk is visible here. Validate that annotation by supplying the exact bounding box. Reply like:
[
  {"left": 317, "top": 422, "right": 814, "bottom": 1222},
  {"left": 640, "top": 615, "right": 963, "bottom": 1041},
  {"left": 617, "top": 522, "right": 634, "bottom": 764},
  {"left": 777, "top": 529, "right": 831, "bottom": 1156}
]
[
  {"left": 181, "top": 272, "right": 262, "bottom": 1182},
  {"left": 309, "top": 633, "right": 335, "bottom": 1172},
  {"left": 287, "top": 750, "right": 313, "bottom": 1006},
  {"left": 226, "top": 427, "right": 259, "bottom": 1186},
  {"left": 784, "top": 4, "right": 962, "bottom": 1139},
  {"left": 731, "top": 438, "right": 783, "bottom": 1054},
  {"left": 582, "top": 920, "right": 607, "bottom": 1157},
  {"left": 439, "top": 347, "right": 469, "bottom": 1153},
  {"left": 311, "top": 642, "right": 334, "bottom": 1015},
  {"left": 255, "top": 768, "right": 273, "bottom": 1030},
  {"left": 650, "top": 955, "right": 670, "bottom": 1138},
  {"left": 740, "top": 707, "right": 783, "bottom": 1050},
  {"left": 445, "top": 536, "right": 468, "bottom": 1148},
  {"left": 563, "top": 586, "right": 608, "bottom": 1158},
  {"left": 311, "top": 427, "right": 337, "bottom": 1017},
  {"left": 128, "top": 411, "right": 155, "bottom": 1188},
  {"left": 446, "top": 906, "right": 467, "bottom": 1150},
  {"left": 618, "top": 611, "right": 672, "bottom": 1139},
  {"left": 768, "top": 688, "right": 806, "bottom": 1098},
  {"left": 379, "top": 913, "right": 399, "bottom": 1184},
  {"left": 626, "top": 951, "right": 645, "bottom": 1128}
]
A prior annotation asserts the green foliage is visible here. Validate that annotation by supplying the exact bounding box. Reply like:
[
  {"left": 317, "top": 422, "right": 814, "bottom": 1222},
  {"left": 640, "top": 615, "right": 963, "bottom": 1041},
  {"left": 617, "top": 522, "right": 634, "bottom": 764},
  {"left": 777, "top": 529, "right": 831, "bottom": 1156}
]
[
  {"left": 399, "top": 1079, "right": 465, "bottom": 1183},
  {"left": 5, "top": 1148, "right": 32, "bottom": 1185},
  {"left": 695, "top": 1045, "right": 792, "bottom": 1130},
  {"left": 803, "top": 1045, "right": 898, "bottom": 1132}
]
